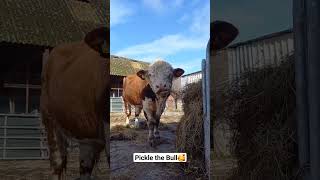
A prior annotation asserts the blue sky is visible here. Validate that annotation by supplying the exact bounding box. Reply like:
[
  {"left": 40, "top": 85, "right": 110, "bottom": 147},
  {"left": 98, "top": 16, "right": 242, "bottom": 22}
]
[
  {"left": 111, "top": 0, "right": 209, "bottom": 75},
  {"left": 212, "top": 0, "right": 293, "bottom": 43}
]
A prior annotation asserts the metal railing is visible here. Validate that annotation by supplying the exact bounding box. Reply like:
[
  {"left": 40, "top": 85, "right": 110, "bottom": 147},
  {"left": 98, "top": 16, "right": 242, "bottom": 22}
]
[
  {"left": 110, "top": 97, "right": 124, "bottom": 112},
  {"left": 0, "top": 113, "right": 48, "bottom": 160}
]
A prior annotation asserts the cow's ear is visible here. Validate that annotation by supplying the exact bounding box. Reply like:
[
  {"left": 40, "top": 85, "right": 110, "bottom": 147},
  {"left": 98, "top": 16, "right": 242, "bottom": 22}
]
[
  {"left": 211, "top": 21, "right": 238, "bottom": 50},
  {"left": 137, "top": 70, "right": 147, "bottom": 80},
  {"left": 173, "top": 68, "right": 184, "bottom": 77},
  {"left": 84, "top": 27, "right": 109, "bottom": 56}
]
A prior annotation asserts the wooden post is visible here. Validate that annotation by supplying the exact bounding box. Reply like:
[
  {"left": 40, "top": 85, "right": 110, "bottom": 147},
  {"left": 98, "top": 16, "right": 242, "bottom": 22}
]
[
  {"left": 305, "top": 0, "right": 320, "bottom": 179},
  {"left": 293, "top": 0, "right": 310, "bottom": 179}
]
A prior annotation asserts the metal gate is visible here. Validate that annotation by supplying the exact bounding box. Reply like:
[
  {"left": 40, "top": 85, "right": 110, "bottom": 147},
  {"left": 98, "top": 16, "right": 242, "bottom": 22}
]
[
  {"left": 110, "top": 97, "right": 124, "bottom": 112},
  {"left": 0, "top": 113, "right": 48, "bottom": 160}
]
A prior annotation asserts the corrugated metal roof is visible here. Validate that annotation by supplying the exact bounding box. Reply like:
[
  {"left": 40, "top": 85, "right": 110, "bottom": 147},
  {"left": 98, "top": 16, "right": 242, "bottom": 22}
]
[
  {"left": 111, "top": 55, "right": 150, "bottom": 76},
  {"left": 182, "top": 70, "right": 202, "bottom": 77},
  {"left": 0, "top": 0, "right": 108, "bottom": 47}
]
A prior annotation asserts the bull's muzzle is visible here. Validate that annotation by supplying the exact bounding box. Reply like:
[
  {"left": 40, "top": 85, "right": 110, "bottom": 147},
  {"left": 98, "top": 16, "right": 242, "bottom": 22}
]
[{"left": 157, "top": 90, "right": 170, "bottom": 98}]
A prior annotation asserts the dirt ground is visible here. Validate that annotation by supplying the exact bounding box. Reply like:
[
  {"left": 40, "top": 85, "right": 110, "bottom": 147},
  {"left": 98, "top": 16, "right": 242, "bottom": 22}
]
[
  {"left": 211, "top": 157, "right": 237, "bottom": 180},
  {"left": 0, "top": 148, "right": 109, "bottom": 180},
  {"left": 110, "top": 111, "right": 193, "bottom": 180}
]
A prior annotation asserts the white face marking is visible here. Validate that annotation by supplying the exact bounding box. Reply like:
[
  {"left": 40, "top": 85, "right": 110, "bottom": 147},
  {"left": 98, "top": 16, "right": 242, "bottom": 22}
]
[{"left": 147, "top": 60, "right": 174, "bottom": 94}]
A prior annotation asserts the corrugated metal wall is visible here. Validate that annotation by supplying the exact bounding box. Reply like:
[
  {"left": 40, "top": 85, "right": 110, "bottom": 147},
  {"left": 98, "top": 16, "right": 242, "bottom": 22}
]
[{"left": 226, "top": 31, "right": 294, "bottom": 82}]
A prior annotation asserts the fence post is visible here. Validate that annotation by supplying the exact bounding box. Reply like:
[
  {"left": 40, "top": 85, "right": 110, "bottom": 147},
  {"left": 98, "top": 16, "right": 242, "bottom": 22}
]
[
  {"left": 3, "top": 115, "right": 7, "bottom": 159},
  {"left": 202, "top": 58, "right": 211, "bottom": 178}
]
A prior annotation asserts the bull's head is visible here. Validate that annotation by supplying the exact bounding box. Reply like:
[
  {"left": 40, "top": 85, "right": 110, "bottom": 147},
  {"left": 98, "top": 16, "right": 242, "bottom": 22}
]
[
  {"left": 84, "top": 26, "right": 109, "bottom": 58},
  {"left": 211, "top": 21, "right": 238, "bottom": 50},
  {"left": 137, "top": 60, "right": 184, "bottom": 97}
]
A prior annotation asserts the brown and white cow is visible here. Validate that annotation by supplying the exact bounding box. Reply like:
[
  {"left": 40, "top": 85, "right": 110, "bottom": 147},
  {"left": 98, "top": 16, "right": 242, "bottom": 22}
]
[
  {"left": 122, "top": 61, "right": 184, "bottom": 147},
  {"left": 40, "top": 27, "right": 109, "bottom": 180}
]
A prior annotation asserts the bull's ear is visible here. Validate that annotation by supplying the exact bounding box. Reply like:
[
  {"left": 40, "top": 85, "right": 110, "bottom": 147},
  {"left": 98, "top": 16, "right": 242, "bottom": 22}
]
[
  {"left": 84, "top": 27, "right": 109, "bottom": 56},
  {"left": 173, "top": 68, "right": 184, "bottom": 77},
  {"left": 137, "top": 70, "right": 147, "bottom": 80},
  {"left": 211, "top": 21, "right": 238, "bottom": 50}
]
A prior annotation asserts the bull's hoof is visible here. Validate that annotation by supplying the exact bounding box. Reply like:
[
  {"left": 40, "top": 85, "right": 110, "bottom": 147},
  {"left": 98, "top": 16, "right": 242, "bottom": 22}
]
[
  {"left": 148, "top": 136, "right": 156, "bottom": 147},
  {"left": 149, "top": 141, "right": 154, "bottom": 147}
]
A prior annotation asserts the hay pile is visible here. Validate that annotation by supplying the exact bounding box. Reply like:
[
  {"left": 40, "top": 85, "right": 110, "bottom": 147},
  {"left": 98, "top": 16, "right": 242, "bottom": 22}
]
[
  {"left": 176, "top": 81, "right": 206, "bottom": 178},
  {"left": 223, "top": 55, "right": 298, "bottom": 179}
]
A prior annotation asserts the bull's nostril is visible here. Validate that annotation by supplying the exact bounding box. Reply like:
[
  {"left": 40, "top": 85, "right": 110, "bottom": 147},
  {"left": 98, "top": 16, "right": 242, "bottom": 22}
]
[
  {"left": 164, "top": 84, "right": 166, "bottom": 87},
  {"left": 156, "top": 85, "right": 159, "bottom": 88}
]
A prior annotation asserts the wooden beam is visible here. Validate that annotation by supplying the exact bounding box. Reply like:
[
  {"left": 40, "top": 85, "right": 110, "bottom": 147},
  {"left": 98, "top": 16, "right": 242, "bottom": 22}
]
[{"left": 3, "top": 83, "right": 41, "bottom": 89}]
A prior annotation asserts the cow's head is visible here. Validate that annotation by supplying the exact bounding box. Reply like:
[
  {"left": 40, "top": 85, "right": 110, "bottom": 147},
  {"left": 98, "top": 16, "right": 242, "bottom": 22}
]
[
  {"left": 211, "top": 21, "right": 238, "bottom": 50},
  {"left": 137, "top": 60, "right": 184, "bottom": 97},
  {"left": 84, "top": 26, "right": 109, "bottom": 58}
]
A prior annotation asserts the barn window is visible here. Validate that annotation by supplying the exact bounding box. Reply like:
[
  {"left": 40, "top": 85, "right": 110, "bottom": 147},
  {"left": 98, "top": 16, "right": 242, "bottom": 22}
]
[
  {"left": 110, "top": 88, "right": 123, "bottom": 97},
  {"left": 0, "top": 96, "right": 9, "bottom": 113}
]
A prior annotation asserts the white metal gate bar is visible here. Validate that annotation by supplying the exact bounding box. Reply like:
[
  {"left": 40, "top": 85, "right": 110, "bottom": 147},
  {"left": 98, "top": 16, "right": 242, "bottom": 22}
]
[{"left": 110, "top": 97, "right": 124, "bottom": 112}]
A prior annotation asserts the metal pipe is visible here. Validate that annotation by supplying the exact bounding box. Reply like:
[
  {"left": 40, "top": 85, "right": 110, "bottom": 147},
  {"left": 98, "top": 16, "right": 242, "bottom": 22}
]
[
  {"left": 306, "top": 0, "right": 320, "bottom": 179},
  {"left": 293, "top": 0, "right": 310, "bottom": 179}
]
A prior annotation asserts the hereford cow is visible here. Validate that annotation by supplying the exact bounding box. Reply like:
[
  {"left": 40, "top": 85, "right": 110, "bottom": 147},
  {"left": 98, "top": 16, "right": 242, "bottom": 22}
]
[
  {"left": 40, "top": 27, "right": 109, "bottom": 180},
  {"left": 122, "top": 61, "right": 184, "bottom": 147}
]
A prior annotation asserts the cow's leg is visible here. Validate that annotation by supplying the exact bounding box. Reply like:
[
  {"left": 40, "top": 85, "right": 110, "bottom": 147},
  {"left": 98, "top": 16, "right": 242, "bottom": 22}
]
[
  {"left": 174, "top": 98, "right": 178, "bottom": 110},
  {"left": 48, "top": 129, "right": 68, "bottom": 180},
  {"left": 123, "top": 100, "right": 131, "bottom": 125},
  {"left": 79, "top": 141, "right": 104, "bottom": 180},
  {"left": 135, "top": 105, "right": 142, "bottom": 121}
]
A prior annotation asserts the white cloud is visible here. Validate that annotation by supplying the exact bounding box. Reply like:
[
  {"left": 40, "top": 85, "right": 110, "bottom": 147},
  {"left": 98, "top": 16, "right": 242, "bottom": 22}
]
[
  {"left": 110, "top": 0, "right": 134, "bottom": 27},
  {"left": 142, "top": 0, "right": 185, "bottom": 14},
  {"left": 115, "top": 34, "right": 207, "bottom": 59}
]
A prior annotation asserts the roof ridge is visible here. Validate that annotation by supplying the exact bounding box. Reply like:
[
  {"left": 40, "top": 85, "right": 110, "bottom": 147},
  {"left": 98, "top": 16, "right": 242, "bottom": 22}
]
[{"left": 111, "top": 55, "right": 150, "bottom": 64}]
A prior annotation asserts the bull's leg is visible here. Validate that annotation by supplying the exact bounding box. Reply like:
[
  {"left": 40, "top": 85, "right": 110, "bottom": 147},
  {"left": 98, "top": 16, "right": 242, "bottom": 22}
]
[
  {"left": 143, "top": 111, "right": 156, "bottom": 147},
  {"left": 79, "top": 141, "right": 104, "bottom": 180},
  {"left": 154, "top": 118, "right": 160, "bottom": 140},
  {"left": 147, "top": 121, "right": 155, "bottom": 147},
  {"left": 48, "top": 129, "right": 68, "bottom": 180}
]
